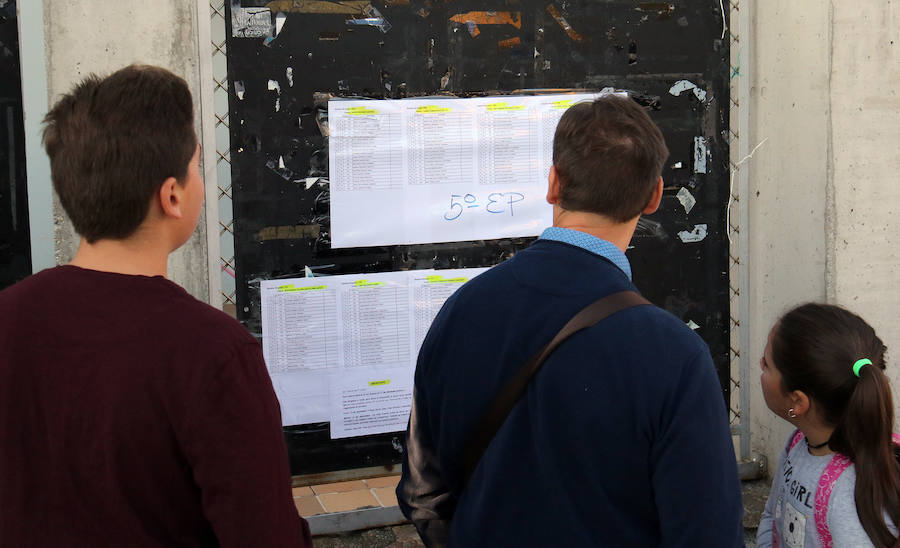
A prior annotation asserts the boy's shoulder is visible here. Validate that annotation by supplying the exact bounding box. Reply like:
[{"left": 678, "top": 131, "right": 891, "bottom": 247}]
[{"left": 1, "top": 266, "right": 256, "bottom": 347}]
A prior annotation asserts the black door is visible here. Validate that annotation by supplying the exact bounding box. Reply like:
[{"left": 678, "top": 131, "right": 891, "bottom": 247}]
[{"left": 0, "top": 0, "right": 31, "bottom": 289}]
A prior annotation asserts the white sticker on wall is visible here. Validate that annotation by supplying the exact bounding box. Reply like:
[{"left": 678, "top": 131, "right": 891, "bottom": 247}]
[
  {"left": 669, "top": 79, "right": 708, "bottom": 102},
  {"left": 693, "top": 136, "right": 708, "bottom": 174},
  {"left": 676, "top": 187, "right": 696, "bottom": 214},
  {"left": 678, "top": 224, "right": 708, "bottom": 243},
  {"left": 232, "top": 7, "right": 273, "bottom": 39}
]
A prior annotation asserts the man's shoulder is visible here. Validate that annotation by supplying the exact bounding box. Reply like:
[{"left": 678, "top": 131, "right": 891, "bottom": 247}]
[
  {"left": 626, "top": 302, "right": 702, "bottom": 336},
  {"left": 613, "top": 303, "right": 710, "bottom": 357}
]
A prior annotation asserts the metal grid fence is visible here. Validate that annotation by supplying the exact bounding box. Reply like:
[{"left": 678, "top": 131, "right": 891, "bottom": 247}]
[
  {"left": 728, "top": 0, "right": 752, "bottom": 462},
  {"left": 209, "top": 0, "right": 237, "bottom": 314}
]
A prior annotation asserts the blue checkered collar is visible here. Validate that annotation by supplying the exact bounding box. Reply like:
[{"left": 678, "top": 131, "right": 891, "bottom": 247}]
[{"left": 538, "top": 227, "right": 632, "bottom": 280}]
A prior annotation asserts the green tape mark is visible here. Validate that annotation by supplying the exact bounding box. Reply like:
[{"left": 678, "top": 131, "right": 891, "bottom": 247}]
[
  {"left": 486, "top": 102, "right": 525, "bottom": 111},
  {"left": 347, "top": 106, "right": 379, "bottom": 115},
  {"left": 279, "top": 285, "right": 326, "bottom": 292},
  {"left": 426, "top": 275, "right": 468, "bottom": 284},
  {"left": 416, "top": 105, "right": 452, "bottom": 113}
]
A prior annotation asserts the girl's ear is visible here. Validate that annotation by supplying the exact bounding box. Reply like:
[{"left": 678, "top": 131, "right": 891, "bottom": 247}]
[{"left": 788, "top": 390, "right": 811, "bottom": 417}]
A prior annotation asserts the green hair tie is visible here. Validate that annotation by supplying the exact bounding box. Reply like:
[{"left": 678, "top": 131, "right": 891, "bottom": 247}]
[{"left": 853, "top": 358, "right": 872, "bottom": 377}]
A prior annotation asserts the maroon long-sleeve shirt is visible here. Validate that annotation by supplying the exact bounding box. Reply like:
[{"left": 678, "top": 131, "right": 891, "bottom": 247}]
[{"left": 0, "top": 265, "right": 311, "bottom": 547}]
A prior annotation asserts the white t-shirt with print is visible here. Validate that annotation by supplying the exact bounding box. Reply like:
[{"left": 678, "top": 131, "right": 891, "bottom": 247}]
[{"left": 757, "top": 432, "right": 875, "bottom": 548}]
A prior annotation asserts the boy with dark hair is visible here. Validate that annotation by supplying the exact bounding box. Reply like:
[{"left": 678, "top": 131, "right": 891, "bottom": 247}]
[
  {"left": 0, "top": 65, "right": 311, "bottom": 547},
  {"left": 398, "top": 94, "right": 743, "bottom": 546}
]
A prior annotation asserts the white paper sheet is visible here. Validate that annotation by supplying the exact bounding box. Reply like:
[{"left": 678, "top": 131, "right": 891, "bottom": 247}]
[
  {"left": 261, "top": 267, "right": 489, "bottom": 430},
  {"left": 328, "top": 93, "right": 605, "bottom": 248},
  {"left": 329, "top": 367, "right": 414, "bottom": 439}
]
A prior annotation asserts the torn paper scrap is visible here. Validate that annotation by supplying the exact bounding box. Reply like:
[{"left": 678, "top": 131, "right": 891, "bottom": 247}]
[
  {"left": 677, "top": 224, "right": 708, "bottom": 243},
  {"left": 268, "top": 80, "right": 282, "bottom": 112},
  {"left": 275, "top": 12, "right": 287, "bottom": 36},
  {"left": 258, "top": 225, "right": 321, "bottom": 241},
  {"left": 346, "top": 5, "right": 392, "bottom": 32},
  {"left": 266, "top": 0, "right": 368, "bottom": 14},
  {"left": 266, "top": 158, "right": 294, "bottom": 180},
  {"left": 676, "top": 187, "right": 696, "bottom": 214},
  {"left": 499, "top": 37, "right": 522, "bottom": 49},
  {"left": 232, "top": 7, "right": 273, "bottom": 38},
  {"left": 669, "top": 79, "right": 708, "bottom": 101},
  {"left": 637, "top": 2, "right": 675, "bottom": 17},
  {"left": 449, "top": 11, "right": 522, "bottom": 29},
  {"left": 686, "top": 320, "right": 700, "bottom": 330},
  {"left": 693, "top": 136, "right": 708, "bottom": 174},
  {"left": 234, "top": 80, "right": 246, "bottom": 100},
  {"left": 546, "top": 5, "right": 585, "bottom": 41},
  {"left": 346, "top": 17, "right": 385, "bottom": 28}
]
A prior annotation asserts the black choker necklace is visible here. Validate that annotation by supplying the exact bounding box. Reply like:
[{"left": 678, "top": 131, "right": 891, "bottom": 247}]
[{"left": 806, "top": 438, "right": 830, "bottom": 450}]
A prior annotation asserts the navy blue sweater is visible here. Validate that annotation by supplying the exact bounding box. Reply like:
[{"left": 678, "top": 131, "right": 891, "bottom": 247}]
[{"left": 398, "top": 239, "right": 743, "bottom": 547}]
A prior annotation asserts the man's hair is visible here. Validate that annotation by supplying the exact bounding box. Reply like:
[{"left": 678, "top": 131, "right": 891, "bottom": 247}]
[
  {"left": 42, "top": 64, "right": 196, "bottom": 243},
  {"left": 552, "top": 95, "right": 669, "bottom": 222}
]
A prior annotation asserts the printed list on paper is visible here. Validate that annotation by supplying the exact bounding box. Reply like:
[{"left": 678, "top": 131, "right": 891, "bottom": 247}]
[
  {"left": 260, "top": 267, "right": 488, "bottom": 437},
  {"left": 329, "top": 368, "right": 414, "bottom": 439},
  {"left": 328, "top": 93, "right": 610, "bottom": 248}
]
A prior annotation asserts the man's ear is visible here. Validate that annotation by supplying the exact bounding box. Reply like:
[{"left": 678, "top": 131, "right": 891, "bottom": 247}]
[
  {"left": 546, "top": 166, "right": 562, "bottom": 205},
  {"left": 642, "top": 176, "right": 663, "bottom": 215},
  {"left": 158, "top": 176, "right": 184, "bottom": 220}
]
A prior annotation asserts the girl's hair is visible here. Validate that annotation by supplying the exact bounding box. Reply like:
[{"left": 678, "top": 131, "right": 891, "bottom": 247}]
[{"left": 773, "top": 303, "right": 900, "bottom": 547}]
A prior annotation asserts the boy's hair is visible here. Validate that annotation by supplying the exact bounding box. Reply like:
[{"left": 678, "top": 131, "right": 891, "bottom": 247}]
[
  {"left": 773, "top": 303, "right": 900, "bottom": 547},
  {"left": 42, "top": 64, "right": 196, "bottom": 243},
  {"left": 552, "top": 95, "right": 669, "bottom": 222}
]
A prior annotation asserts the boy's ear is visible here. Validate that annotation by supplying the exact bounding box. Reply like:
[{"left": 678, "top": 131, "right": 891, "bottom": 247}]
[
  {"left": 642, "top": 177, "right": 664, "bottom": 215},
  {"left": 158, "top": 176, "right": 184, "bottom": 220},
  {"left": 546, "top": 166, "right": 562, "bottom": 205}
]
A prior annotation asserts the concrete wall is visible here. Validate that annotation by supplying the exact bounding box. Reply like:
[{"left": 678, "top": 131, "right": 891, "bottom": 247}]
[
  {"left": 42, "top": 0, "right": 209, "bottom": 301},
  {"left": 829, "top": 4, "right": 900, "bottom": 397},
  {"left": 747, "top": 1, "right": 900, "bottom": 471},
  {"left": 745, "top": 1, "right": 831, "bottom": 469}
]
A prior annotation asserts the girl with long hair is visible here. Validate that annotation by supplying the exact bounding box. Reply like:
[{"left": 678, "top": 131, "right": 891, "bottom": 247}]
[{"left": 757, "top": 303, "right": 900, "bottom": 547}]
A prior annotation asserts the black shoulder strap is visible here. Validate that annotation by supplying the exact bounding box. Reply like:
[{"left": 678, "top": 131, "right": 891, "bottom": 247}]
[{"left": 458, "top": 290, "right": 651, "bottom": 492}]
